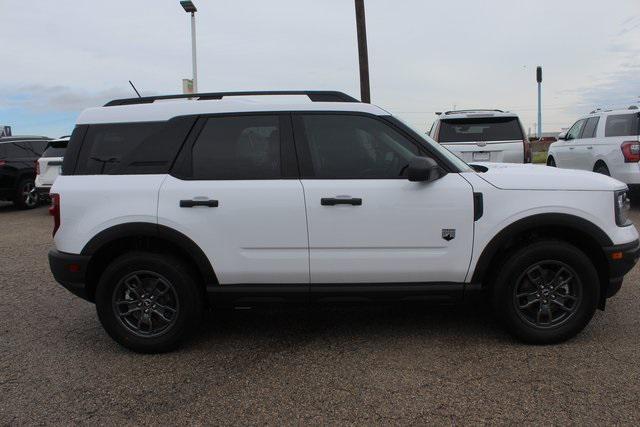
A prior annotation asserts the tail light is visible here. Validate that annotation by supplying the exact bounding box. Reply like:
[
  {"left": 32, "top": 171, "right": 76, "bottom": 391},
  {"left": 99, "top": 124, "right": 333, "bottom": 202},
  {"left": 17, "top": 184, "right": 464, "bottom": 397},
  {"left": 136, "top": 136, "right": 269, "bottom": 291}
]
[
  {"left": 50, "top": 193, "right": 60, "bottom": 236},
  {"left": 523, "top": 139, "right": 532, "bottom": 163},
  {"left": 621, "top": 141, "right": 640, "bottom": 163},
  {"left": 35, "top": 160, "right": 40, "bottom": 175}
]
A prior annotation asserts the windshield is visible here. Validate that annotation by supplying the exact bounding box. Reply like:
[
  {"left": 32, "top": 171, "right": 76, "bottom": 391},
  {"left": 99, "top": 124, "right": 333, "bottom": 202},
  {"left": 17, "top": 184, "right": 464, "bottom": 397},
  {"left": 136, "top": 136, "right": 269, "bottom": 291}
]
[{"left": 393, "top": 117, "right": 472, "bottom": 172}]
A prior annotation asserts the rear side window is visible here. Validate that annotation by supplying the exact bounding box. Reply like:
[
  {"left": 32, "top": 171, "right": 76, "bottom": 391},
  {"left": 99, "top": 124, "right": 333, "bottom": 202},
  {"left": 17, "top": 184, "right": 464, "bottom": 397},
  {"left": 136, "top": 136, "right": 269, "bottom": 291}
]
[
  {"left": 582, "top": 117, "right": 600, "bottom": 139},
  {"left": 191, "top": 115, "right": 281, "bottom": 180},
  {"left": 75, "top": 123, "right": 163, "bottom": 174},
  {"left": 605, "top": 114, "right": 640, "bottom": 137},
  {"left": 0, "top": 141, "right": 45, "bottom": 158},
  {"left": 438, "top": 117, "right": 524, "bottom": 142}
]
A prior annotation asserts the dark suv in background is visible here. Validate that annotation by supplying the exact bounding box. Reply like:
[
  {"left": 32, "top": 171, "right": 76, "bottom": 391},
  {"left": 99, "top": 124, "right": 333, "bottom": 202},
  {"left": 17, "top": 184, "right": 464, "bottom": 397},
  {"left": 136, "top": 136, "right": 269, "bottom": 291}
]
[{"left": 0, "top": 136, "right": 51, "bottom": 209}]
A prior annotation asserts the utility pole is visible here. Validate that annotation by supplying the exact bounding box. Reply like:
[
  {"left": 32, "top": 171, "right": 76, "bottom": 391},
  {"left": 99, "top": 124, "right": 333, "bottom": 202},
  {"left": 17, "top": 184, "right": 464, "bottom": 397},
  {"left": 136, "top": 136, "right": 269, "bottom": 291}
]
[
  {"left": 536, "top": 66, "right": 542, "bottom": 139},
  {"left": 354, "top": 0, "right": 370, "bottom": 103}
]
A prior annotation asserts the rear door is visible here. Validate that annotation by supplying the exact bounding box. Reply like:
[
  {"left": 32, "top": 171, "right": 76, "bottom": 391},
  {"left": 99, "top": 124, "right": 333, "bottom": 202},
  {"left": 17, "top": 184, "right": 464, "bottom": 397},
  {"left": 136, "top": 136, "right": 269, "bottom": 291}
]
[
  {"left": 158, "top": 114, "right": 309, "bottom": 285},
  {"left": 293, "top": 113, "right": 474, "bottom": 284},
  {"left": 437, "top": 116, "right": 524, "bottom": 163}
]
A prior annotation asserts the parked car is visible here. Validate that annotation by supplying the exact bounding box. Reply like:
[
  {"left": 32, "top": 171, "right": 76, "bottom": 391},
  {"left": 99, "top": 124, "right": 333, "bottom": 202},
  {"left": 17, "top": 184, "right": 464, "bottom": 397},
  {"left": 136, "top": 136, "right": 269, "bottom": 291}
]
[
  {"left": 36, "top": 137, "right": 69, "bottom": 199},
  {"left": 0, "top": 136, "right": 51, "bottom": 209},
  {"left": 547, "top": 107, "right": 640, "bottom": 186},
  {"left": 48, "top": 91, "right": 638, "bottom": 353},
  {"left": 429, "top": 109, "right": 531, "bottom": 163}
]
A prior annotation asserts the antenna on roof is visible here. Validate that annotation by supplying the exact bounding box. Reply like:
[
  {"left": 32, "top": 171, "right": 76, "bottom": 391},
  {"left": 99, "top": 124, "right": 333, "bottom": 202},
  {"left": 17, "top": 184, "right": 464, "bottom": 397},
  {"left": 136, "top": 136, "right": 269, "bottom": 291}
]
[{"left": 128, "top": 81, "right": 142, "bottom": 98}]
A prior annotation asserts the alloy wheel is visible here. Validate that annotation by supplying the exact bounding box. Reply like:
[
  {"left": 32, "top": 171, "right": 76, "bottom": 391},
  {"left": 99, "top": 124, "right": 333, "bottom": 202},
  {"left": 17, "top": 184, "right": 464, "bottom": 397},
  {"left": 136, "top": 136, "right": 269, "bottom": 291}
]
[
  {"left": 112, "top": 271, "right": 179, "bottom": 337},
  {"left": 22, "top": 182, "right": 38, "bottom": 207},
  {"left": 513, "top": 260, "right": 581, "bottom": 328}
]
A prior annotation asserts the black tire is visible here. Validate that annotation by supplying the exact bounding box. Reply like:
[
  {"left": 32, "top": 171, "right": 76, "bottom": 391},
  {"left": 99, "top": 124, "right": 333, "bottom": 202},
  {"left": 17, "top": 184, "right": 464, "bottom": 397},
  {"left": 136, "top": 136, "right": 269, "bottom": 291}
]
[
  {"left": 95, "top": 252, "right": 203, "bottom": 353},
  {"left": 594, "top": 162, "right": 610, "bottom": 176},
  {"left": 492, "top": 240, "right": 599, "bottom": 344},
  {"left": 546, "top": 156, "right": 556, "bottom": 167},
  {"left": 13, "top": 177, "right": 39, "bottom": 209}
]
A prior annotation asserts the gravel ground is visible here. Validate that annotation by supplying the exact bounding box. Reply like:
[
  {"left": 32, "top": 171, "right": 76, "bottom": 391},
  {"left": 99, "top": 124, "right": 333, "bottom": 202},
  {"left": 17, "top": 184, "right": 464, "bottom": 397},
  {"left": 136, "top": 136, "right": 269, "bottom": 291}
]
[{"left": 1, "top": 201, "right": 639, "bottom": 425}]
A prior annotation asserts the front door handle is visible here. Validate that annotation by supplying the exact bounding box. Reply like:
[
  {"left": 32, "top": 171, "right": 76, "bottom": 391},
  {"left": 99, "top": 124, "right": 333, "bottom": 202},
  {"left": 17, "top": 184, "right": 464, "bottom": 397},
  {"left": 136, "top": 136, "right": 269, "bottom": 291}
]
[
  {"left": 587, "top": 146, "right": 593, "bottom": 150},
  {"left": 180, "top": 199, "right": 219, "bottom": 208},
  {"left": 569, "top": 147, "right": 575, "bottom": 150},
  {"left": 321, "top": 197, "right": 362, "bottom": 206}
]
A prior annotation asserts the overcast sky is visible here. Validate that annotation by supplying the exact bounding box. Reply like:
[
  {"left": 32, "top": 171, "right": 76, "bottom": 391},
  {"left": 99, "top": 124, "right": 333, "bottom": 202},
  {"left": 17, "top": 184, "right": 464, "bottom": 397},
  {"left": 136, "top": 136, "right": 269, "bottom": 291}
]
[{"left": 1, "top": 0, "right": 639, "bottom": 137}]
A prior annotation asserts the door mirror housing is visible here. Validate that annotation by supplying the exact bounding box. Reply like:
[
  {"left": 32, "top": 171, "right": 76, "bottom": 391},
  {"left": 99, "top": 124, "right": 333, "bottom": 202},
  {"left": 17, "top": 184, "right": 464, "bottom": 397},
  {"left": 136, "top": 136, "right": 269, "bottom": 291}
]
[
  {"left": 557, "top": 132, "right": 567, "bottom": 141},
  {"left": 407, "top": 156, "right": 440, "bottom": 182}
]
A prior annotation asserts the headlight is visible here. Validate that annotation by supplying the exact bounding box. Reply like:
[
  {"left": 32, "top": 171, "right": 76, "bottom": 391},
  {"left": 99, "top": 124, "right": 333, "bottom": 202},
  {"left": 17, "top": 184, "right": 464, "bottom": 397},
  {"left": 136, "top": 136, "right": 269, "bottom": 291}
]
[{"left": 615, "top": 189, "right": 631, "bottom": 226}]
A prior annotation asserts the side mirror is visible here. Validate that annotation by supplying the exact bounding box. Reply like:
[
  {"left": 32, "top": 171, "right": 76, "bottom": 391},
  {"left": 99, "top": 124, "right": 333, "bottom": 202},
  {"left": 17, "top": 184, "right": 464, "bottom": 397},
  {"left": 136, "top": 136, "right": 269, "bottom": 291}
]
[
  {"left": 557, "top": 132, "right": 567, "bottom": 141},
  {"left": 407, "top": 156, "right": 440, "bottom": 182}
]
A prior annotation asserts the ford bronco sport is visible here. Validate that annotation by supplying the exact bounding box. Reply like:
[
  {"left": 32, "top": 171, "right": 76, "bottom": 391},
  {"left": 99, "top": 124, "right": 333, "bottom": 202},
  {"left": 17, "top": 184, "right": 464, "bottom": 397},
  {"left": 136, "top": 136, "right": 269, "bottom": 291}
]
[{"left": 48, "top": 91, "right": 639, "bottom": 353}]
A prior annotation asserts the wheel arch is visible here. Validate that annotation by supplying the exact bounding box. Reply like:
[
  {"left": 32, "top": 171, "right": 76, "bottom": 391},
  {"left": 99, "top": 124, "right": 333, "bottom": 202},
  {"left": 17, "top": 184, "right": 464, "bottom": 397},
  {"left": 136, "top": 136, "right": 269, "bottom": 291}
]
[
  {"left": 471, "top": 213, "right": 611, "bottom": 301},
  {"left": 81, "top": 222, "right": 217, "bottom": 301}
]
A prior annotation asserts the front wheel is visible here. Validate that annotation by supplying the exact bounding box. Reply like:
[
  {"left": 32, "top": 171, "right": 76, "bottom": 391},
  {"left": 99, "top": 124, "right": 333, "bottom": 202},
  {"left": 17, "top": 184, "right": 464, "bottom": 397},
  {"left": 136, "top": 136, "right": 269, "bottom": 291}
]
[
  {"left": 95, "top": 252, "right": 203, "bottom": 353},
  {"left": 492, "top": 240, "right": 599, "bottom": 344},
  {"left": 546, "top": 156, "right": 556, "bottom": 167}
]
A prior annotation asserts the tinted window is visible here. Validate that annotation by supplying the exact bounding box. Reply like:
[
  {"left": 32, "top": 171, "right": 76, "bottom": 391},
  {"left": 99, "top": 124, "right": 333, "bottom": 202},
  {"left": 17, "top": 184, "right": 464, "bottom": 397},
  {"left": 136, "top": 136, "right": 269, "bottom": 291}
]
[
  {"left": 42, "top": 145, "right": 67, "bottom": 158},
  {"left": 438, "top": 117, "right": 523, "bottom": 142},
  {"left": 300, "top": 114, "right": 422, "bottom": 179},
  {"left": 191, "top": 116, "right": 281, "bottom": 180},
  {"left": 76, "top": 122, "right": 164, "bottom": 174},
  {"left": 0, "top": 141, "right": 44, "bottom": 158},
  {"left": 566, "top": 119, "right": 586, "bottom": 140},
  {"left": 582, "top": 117, "right": 600, "bottom": 139},
  {"left": 605, "top": 114, "right": 640, "bottom": 137}
]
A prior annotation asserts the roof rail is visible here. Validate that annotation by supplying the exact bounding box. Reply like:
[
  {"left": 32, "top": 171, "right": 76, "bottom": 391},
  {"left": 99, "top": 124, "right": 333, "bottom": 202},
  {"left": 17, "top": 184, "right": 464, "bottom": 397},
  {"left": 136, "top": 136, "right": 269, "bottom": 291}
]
[
  {"left": 443, "top": 109, "right": 504, "bottom": 115},
  {"left": 104, "top": 90, "right": 360, "bottom": 106}
]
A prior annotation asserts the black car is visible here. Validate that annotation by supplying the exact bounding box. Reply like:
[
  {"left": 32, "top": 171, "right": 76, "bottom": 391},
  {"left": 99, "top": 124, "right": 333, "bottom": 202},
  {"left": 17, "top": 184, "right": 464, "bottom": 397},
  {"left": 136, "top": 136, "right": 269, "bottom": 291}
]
[{"left": 0, "top": 136, "right": 51, "bottom": 209}]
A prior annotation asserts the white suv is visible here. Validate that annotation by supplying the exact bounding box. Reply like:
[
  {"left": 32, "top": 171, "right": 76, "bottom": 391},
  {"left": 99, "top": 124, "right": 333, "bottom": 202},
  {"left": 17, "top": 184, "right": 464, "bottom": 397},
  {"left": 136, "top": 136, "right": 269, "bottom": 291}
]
[
  {"left": 35, "top": 137, "right": 69, "bottom": 200},
  {"left": 48, "top": 91, "right": 639, "bottom": 353},
  {"left": 429, "top": 110, "right": 530, "bottom": 163},
  {"left": 547, "top": 107, "right": 640, "bottom": 184}
]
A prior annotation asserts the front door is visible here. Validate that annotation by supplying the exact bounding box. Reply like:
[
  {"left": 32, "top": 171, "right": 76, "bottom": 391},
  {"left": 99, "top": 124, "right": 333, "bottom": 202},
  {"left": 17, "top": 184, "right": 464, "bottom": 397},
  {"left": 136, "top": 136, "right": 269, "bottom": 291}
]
[
  {"left": 158, "top": 114, "right": 309, "bottom": 285},
  {"left": 293, "top": 113, "right": 474, "bottom": 284}
]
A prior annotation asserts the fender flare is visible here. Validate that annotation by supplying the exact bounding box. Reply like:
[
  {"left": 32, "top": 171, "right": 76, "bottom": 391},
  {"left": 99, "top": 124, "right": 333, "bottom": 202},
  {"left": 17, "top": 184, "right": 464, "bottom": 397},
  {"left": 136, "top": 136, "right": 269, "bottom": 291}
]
[
  {"left": 81, "top": 222, "right": 217, "bottom": 284},
  {"left": 471, "top": 213, "right": 612, "bottom": 283}
]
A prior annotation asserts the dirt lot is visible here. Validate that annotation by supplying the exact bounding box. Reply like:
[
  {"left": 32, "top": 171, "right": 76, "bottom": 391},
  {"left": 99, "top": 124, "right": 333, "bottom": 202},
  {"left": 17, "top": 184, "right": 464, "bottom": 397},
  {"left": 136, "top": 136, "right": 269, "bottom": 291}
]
[{"left": 1, "top": 201, "right": 640, "bottom": 425}]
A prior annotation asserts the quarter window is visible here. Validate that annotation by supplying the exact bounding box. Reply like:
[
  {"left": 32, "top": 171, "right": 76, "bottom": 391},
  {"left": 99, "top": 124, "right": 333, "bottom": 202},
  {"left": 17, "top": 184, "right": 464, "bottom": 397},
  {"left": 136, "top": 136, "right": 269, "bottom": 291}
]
[
  {"left": 605, "top": 114, "right": 640, "bottom": 137},
  {"left": 191, "top": 115, "right": 281, "bottom": 180},
  {"left": 299, "top": 114, "right": 422, "bottom": 179}
]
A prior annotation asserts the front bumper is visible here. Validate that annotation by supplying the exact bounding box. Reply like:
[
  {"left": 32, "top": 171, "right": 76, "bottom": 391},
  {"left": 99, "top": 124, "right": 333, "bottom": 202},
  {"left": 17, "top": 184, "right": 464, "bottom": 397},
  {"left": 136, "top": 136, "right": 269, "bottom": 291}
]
[
  {"left": 48, "top": 249, "right": 92, "bottom": 301},
  {"left": 603, "top": 239, "right": 640, "bottom": 298}
]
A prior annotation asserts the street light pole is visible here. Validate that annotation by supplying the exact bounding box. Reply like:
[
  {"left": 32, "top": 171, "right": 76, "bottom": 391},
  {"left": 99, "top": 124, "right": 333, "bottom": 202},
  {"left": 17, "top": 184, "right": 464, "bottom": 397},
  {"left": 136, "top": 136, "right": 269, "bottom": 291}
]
[
  {"left": 180, "top": 1, "right": 198, "bottom": 93},
  {"left": 190, "top": 11, "right": 198, "bottom": 93}
]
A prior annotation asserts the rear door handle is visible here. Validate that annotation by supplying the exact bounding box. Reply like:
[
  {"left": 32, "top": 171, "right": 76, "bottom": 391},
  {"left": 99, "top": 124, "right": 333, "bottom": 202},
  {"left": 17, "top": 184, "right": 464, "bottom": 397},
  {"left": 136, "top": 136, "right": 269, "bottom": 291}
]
[
  {"left": 179, "top": 199, "right": 219, "bottom": 208},
  {"left": 321, "top": 197, "right": 362, "bottom": 206}
]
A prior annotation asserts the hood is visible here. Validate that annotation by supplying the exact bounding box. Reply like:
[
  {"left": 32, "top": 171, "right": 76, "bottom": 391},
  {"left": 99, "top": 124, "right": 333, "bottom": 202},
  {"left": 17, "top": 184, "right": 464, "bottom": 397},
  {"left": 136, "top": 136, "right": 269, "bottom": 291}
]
[{"left": 469, "top": 162, "right": 626, "bottom": 191}]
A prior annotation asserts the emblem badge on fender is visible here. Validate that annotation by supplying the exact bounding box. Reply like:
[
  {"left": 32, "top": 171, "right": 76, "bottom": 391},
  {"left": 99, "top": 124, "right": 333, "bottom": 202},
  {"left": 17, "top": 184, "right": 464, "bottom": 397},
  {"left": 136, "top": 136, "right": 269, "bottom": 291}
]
[{"left": 442, "top": 229, "right": 456, "bottom": 241}]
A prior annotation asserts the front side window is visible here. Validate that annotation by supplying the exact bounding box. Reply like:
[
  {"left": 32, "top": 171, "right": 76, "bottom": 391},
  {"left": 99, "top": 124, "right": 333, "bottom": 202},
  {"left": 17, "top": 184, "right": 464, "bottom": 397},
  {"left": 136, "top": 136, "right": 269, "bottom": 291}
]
[
  {"left": 566, "top": 119, "right": 586, "bottom": 140},
  {"left": 191, "top": 115, "right": 281, "bottom": 180},
  {"left": 299, "top": 114, "right": 422, "bottom": 179},
  {"left": 605, "top": 114, "right": 640, "bottom": 137}
]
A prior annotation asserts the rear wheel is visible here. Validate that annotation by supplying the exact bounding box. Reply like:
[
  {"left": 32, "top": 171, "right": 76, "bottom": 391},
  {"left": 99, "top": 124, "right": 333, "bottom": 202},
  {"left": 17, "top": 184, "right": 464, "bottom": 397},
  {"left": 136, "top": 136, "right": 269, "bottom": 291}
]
[
  {"left": 492, "top": 240, "right": 599, "bottom": 344},
  {"left": 95, "top": 252, "right": 203, "bottom": 353},
  {"left": 13, "top": 178, "right": 39, "bottom": 209},
  {"left": 546, "top": 156, "right": 556, "bottom": 167},
  {"left": 594, "top": 162, "right": 610, "bottom": 176}
]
